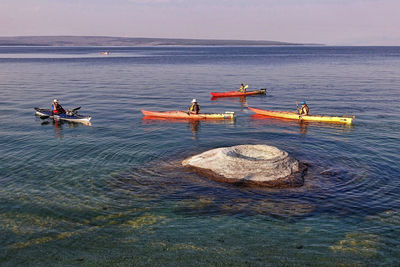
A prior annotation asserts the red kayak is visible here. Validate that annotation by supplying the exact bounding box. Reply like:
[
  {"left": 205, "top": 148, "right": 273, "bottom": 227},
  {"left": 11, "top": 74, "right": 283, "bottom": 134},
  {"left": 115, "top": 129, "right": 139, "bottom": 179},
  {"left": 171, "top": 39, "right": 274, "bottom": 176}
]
[{"left": 210, "top": 89, "right": 266, "bottom": 97}]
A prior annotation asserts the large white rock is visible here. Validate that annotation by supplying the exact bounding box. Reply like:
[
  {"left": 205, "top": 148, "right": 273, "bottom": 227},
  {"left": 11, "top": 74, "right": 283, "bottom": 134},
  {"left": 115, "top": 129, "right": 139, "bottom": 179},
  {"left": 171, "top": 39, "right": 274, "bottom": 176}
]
[{"left": 182, "top": 145, "right": 305, "bottom": 187}]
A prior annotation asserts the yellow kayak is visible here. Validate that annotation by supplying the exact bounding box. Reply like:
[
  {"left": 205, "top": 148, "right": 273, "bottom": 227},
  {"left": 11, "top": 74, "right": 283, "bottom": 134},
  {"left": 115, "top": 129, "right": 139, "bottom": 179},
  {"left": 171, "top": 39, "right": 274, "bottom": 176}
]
[{"left": 248, "top": 107, "right": 354, "bottom": 124}]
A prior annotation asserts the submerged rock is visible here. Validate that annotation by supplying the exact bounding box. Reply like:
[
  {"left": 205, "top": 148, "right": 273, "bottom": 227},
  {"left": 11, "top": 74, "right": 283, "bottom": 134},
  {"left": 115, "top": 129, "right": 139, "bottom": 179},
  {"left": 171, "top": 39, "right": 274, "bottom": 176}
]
[{"left": 182, "top": 145, "right": 306, "bottom": 188}]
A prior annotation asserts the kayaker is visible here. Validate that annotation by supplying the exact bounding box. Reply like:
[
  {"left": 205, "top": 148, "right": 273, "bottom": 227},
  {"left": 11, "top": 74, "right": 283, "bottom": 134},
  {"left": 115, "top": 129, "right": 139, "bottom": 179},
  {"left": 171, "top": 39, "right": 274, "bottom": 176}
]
[
  {"left": 298, "top": 101, "right": 309, "bottom": 116},
  {"left": 239, "top": 83, "right": 248, "bottom": 93},
  {"left": 51, "top": 99, "right": 66, "bottom": 115},
  {"left": 189, "top": 99, "right": 200, "bottom": 114}
]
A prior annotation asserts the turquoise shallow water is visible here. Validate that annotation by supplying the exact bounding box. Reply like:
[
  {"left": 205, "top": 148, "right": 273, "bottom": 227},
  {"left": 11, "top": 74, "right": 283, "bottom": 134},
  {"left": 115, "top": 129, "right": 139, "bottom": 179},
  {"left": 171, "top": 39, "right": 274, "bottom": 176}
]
[{"left": 1, "top": 46, "right": 400, "bottom": 265}]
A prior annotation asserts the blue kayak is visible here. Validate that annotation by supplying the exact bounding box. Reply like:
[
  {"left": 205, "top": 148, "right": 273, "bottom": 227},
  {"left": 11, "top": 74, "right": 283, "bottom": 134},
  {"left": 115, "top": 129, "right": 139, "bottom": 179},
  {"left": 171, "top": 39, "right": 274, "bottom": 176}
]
[{"left": 34, "top": 107, "right": 91, "bottom": 124}]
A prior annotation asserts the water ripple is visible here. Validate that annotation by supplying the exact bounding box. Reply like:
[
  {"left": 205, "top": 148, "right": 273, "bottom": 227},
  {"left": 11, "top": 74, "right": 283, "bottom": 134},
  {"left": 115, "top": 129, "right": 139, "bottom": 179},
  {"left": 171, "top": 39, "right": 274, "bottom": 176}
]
[{"left": 1, "top": 46, "right": 400, "bottom": 265}]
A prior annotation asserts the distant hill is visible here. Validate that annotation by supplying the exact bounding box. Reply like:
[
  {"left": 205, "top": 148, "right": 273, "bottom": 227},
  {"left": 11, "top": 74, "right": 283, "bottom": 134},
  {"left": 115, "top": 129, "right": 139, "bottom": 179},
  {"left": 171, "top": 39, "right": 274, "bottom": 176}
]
[{"left": 0, "top": 36, "right": 305, "bottom": 46}]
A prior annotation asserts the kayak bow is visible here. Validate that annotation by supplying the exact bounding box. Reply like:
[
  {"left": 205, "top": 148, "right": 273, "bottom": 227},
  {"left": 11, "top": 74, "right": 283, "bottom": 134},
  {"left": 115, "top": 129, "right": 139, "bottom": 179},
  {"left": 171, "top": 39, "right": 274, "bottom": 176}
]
[
  {"left": 248, "top": 107, "right": 354, "bottom": 124},
  {"left": 141, "top": 110, "right": 236, "bottom": 120},
  {"left": 210, "top": 89, "right": 266, "bottom": 97}
]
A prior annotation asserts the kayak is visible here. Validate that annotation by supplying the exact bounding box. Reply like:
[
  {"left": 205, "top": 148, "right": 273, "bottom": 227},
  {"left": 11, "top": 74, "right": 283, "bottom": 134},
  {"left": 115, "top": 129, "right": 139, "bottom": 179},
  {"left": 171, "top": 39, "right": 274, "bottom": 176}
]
[
  {"left": 141, "top": 110, "right": 236, "bottom": 120},
  {"left": 210, "top": 89, "right": 266, "bottom": 97},
  {"left": 35, "top": 108, "right": 91, "bottom": 124},
  {"left": 34, "top": 108, "right": 91, "bottom": 124},
  {"left": 248, "top": 107, "right": 354, "bottom": 124},
  {"left": 142, "top": 116, "right": 235, "bottom": 124}
]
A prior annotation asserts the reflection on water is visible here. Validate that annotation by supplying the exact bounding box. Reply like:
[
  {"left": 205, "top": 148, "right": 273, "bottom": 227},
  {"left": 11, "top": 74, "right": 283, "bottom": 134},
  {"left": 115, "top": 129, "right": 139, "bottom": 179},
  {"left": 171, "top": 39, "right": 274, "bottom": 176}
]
[
  {"left": 249, "top": 114, "right": 354, "bottom": 135},
  {"left": 250, "top": 114, "right": 309, "bottom": 135},
  {"left": 142, "top": 116, "right": 236, "bottom": 140},
  {"left": 211, "top": 96, "right": 248, "bottom": 109},
  {"left": 141, "top": 116, "right": 236, "bottom": 125},
  {"left": 36, "top": 117, "right": 91, "bottom": 138},
  {"left": 188, "top": 120, "right": 200, "bottom": 139},
  {"left": 1, "top": 46, "right": 400, "bottom": 265}
]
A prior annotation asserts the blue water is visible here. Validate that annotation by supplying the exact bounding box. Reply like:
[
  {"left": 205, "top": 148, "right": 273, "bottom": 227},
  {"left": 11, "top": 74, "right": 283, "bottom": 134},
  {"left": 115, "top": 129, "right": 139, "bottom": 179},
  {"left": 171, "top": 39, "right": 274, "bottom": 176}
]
[{"left": 1, "top": 46, "right": 400, "bottom": 265}]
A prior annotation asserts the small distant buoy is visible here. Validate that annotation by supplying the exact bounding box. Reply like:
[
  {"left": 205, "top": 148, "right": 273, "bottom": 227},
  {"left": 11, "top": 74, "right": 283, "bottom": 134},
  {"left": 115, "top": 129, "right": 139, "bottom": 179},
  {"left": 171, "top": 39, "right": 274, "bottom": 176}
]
[{"left": 99, "top": 51, "right": 110, "bottom": 55}]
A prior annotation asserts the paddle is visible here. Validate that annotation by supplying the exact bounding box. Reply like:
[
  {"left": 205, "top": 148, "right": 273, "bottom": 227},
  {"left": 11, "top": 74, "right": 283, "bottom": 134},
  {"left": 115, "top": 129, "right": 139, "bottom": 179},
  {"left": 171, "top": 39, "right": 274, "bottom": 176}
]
[
  {"left": 36, "top": 108, "right": 50, "bottom": 119},
  {"left": 66, "top": 107, "right": 81, "bottom": 116},
  {"left": 296, "top": 101, "right": 303, "bottom": 121},
  {"left": 40, "top": 106, "right": 81, "bottom": 119}
]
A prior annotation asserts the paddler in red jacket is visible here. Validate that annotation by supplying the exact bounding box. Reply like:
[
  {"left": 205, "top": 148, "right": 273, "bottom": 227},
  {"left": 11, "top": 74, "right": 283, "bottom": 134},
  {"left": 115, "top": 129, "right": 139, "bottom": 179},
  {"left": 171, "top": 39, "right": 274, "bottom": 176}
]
[
  {"left": 51, "top": 99, "right": 66, "bottom": 115},
  {"left": 189, "top": 99, "right": 200, "bottom": 114}
]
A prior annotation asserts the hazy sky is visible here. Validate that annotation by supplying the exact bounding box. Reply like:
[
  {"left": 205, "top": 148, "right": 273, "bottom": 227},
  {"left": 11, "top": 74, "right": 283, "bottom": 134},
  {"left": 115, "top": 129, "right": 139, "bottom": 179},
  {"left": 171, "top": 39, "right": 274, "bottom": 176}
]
[{"left": 1, "top": 0, "right": 399, "bottom": 45}]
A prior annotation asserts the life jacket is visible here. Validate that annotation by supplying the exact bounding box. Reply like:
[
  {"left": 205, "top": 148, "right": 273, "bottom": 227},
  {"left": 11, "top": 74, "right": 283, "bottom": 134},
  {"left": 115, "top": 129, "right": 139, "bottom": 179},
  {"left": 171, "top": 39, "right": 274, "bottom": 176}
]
[
  {"left": 190, "top": 103, "right": 200, "bottom": 112},
  {"left": 52, "top": 103, "right": 65, "bottom": 114},
  {"left": 52, "top": 103, "right": 59, "bottom": 114},
  {"left": 299, "top": 105, "right": 309, "bottom": 115}
]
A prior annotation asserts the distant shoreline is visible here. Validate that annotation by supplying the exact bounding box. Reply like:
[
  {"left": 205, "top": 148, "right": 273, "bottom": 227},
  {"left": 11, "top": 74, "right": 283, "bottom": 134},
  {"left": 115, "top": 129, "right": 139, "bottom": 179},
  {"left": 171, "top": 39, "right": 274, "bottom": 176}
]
[{"left": 0, "top": 36, "right": 320, "bottom": 47}]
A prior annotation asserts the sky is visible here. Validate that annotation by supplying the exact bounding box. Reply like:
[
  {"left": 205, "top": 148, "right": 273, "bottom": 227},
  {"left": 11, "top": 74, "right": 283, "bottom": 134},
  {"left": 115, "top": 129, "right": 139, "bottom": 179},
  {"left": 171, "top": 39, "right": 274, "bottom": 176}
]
[{"left": 1, "top": 0, "right": 399, "bottom": 45}]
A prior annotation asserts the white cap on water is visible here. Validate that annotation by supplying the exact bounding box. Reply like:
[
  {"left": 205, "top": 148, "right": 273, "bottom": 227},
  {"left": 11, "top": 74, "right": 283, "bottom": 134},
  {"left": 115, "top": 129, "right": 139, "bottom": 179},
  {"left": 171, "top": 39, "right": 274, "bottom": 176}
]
[{"left": 192, "top": 99, "right": 197, "bottom": 103}]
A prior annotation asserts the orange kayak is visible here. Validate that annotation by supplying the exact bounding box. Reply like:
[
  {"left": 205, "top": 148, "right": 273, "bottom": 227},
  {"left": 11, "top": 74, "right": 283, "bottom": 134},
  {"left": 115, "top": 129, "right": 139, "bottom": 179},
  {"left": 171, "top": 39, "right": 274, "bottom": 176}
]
[
  {"left": 248, "top": 107, "right": 354, "bottom": 124},
  {"left": 141, "top": 110, "right": 236, "bottom": 120},
  {"left": 210, "top": 89, "right": 266, "bottom": 97}
]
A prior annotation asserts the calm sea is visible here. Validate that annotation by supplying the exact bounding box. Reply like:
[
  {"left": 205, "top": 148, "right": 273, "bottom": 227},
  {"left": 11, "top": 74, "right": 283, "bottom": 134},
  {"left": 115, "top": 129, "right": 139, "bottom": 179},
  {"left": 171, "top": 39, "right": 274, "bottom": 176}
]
[{"left": 0, "top": 46, "right": 399, "bottom": 265}]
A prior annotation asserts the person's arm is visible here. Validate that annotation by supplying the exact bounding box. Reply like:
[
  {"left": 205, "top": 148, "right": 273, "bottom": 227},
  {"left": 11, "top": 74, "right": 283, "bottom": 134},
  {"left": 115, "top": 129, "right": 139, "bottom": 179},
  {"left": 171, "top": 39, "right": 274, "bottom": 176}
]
[
  {"left": 59, "top": 104, "right": 66, "bottom": 113},
  {"left": 51, "top": 103, "right": 57, "bottom": 114}
]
